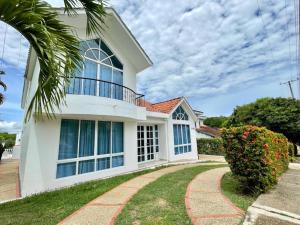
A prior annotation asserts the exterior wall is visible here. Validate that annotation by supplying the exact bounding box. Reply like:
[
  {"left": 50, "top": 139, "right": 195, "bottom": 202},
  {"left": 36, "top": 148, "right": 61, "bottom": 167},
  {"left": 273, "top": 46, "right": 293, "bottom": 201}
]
[{"left": 20, "top": 117, "right": 139, "bottom": 196}]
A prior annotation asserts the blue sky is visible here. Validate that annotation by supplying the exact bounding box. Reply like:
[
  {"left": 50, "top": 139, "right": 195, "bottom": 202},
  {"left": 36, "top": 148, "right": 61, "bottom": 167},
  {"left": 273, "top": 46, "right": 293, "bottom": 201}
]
[{"left": 0, "top": 0, "right": 298, "bottom": 132}]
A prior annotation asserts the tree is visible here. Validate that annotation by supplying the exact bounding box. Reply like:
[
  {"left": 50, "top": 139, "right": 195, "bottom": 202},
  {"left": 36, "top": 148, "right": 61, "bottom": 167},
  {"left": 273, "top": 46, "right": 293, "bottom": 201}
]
[
  {"left": 0, "top": 0, "right": 106, "bottom": 120},
  {"left": 0, "top": 80, "right": 6, "bottom": 105},
  {"left": 227, "top": 97, "right": 300, "bottom": 144},
  {"left": 204, "top": 116, "right": 228, "bottom": 128}
]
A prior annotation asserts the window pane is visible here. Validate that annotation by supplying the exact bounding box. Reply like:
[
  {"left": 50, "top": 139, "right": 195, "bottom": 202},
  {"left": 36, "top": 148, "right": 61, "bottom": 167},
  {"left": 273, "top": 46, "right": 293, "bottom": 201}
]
[
  {"left": 112, "top": 122, "right": 124, "bottom": 153},
  {"left": 83, "top": 60, "right": 97, "bottom": 96},
  {"left": 58, "top": 119, "right": 79, "bottom": 160},
  {"left": 187, "top": 125, "right": 191, "bottom": 143},
  {"left": 98, "top": 121, "right": 111, "bottom": 155},
  {"left": 182, "top": 125, "right": 187, "bottom": 144},
  {"left": 56, "top": 162, "right": 76, "bottom": 178},
  {"left": 100, "top": 40, "right": 113, "bottom": 56},
  {"left": 78, "top": 159, "right": 95, "bottom": 174},
  {"left": 173, "top": 124, "right": 178, "bottom": 145},
  {"left": 178, "top": 125, "right": 183, "bottom": 145},
  {"left": 99, "top": 65, "right": 112, "bottom": 98},
  {"left": 112, "top": 155, "right": 124, "bottom": 167},
  {"left": 112, "top": 70, "right": 123, "bottom": 100},
  {"left": 172, "top": 106, "right": 189, "bottom": 120},
  {"left": 79, "top": 120, "right": 95, "bottom": 157},
  {"left": 97, "top": 157, "right": 110, "bottom": 170},
  {"left": 175, "top": 147, "right": 179, "bottom": 155}
]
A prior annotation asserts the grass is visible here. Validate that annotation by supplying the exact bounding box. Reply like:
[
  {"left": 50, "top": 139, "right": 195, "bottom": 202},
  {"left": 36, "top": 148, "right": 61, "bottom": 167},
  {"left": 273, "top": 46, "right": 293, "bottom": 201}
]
[
  {"left": 0, "top": 167, "right": 163, "bottom": 225},
  {"left": 221, "top": 172, "right": 258, "bottom": 211},
  {"left": 115, "top": 164, "right": 226, "bottom": 225}
]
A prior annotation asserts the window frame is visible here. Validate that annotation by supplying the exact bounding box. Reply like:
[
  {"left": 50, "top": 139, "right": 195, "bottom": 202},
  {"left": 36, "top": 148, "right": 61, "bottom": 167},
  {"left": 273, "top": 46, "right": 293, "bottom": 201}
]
[
  {"left": 56, "top": 119, "right": 125, "bottom": 179},
  {"left": 173, "top": 122, "right": 192, "bottom": 155}
]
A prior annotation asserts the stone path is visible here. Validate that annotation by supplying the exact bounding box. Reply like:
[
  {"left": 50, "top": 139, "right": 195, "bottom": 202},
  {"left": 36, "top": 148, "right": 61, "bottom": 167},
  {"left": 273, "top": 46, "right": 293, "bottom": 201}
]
[
  {"left": 244, "top": 164, "right": 300, "bottom": 225},
  {"left": 58, "top": 162, "right": 224, "bottom": 225},
  {"left": 185, "top": 167, "right": 244, "bottom": 225},
  {"left": 0, "top": 159, "right": 20, "bottom": 202}
]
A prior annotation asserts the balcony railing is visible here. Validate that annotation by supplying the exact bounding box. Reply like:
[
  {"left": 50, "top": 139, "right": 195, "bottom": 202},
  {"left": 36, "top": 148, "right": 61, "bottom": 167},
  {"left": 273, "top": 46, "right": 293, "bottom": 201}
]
[{"left": 66, "top": 76, "right": 145, "bottom": 107}]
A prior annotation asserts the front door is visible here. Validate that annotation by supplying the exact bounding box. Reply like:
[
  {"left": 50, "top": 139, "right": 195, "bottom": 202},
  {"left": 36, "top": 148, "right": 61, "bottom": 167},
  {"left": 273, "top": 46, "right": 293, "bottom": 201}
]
[{"left": 137, "top": 125, "right": 159, "bottom": 163}]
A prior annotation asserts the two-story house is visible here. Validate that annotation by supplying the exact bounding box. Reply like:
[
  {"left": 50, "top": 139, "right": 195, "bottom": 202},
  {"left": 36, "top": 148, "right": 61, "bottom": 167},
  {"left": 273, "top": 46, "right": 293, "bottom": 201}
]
[{"left": 20, "top": 7, "right": 198, "bottom": 196}]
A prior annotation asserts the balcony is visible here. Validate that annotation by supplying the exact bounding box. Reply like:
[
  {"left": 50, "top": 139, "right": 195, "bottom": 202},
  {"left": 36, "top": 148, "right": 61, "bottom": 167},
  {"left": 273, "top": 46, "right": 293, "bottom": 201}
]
[{"left": 66, "top": 76, "right": 145, "bottom": 107}]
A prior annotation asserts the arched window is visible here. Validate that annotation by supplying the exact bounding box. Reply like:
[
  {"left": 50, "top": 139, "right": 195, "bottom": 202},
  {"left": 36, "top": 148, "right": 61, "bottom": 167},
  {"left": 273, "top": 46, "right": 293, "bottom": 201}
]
[
  {"left": 172, "top": 106, "right": 189, "bottom": 120},
  {"left": 67, "top": 38, "right": 123, "bottom": 100}
]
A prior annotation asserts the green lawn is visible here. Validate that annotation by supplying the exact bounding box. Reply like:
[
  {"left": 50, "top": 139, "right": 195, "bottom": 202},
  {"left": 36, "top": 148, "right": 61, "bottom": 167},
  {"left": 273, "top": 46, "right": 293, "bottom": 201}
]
[
  {"left": 221, "top": 172, "right": 258, "bottom": 211},
  {"left": 115, "top": 164, "right": 225, "bottom": 225},
  {"left": 0, "top": 167, "right": 162, "bottom": 225}
]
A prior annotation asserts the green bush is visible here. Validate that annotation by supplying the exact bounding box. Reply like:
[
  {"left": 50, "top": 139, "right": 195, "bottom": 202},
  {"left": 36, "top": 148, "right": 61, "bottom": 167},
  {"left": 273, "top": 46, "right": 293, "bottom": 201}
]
[
  {"left": 222, "top": 125, "right": 289, "bottom": 194},
  {"left": 197, "top": 138, "right": 224, "bottom": 155},
  {"left": 288, "top": 142, "right": 295, "bottom": 162}
]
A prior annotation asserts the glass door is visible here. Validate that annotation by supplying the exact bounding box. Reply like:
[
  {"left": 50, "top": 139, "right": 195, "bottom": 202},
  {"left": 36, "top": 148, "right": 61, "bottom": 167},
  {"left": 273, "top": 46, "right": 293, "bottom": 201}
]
[{"left": 137, "top": 125, "right": 159, "bottom": 163}]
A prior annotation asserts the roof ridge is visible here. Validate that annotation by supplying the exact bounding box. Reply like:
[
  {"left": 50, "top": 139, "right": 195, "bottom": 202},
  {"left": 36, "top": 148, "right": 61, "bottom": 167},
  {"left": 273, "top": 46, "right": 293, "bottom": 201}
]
[{"left": 152, "top": 97, "right": 182, "bottom": 105}]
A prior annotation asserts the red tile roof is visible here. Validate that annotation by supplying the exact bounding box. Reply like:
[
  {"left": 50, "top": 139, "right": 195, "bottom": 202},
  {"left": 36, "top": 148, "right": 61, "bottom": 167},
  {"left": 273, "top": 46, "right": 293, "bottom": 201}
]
[
  {"left": 196, "top": 126, "right": 221, "bottom": 137},
  {"left": 142, "top": 97, "right": 182, "bottom": 114}
]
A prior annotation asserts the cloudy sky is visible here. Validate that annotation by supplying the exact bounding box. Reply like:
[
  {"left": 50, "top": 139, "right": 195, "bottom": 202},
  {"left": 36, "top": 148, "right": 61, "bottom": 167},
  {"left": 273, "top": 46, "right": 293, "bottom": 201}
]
[{"left": 0, "top": 0, "right": 298, "bottom": 133}]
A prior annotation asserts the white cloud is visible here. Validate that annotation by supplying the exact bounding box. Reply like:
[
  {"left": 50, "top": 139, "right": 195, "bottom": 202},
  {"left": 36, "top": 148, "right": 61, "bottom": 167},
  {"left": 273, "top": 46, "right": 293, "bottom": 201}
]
[{"left": 0, "top": 121, "right": 22, "bottom": 133}]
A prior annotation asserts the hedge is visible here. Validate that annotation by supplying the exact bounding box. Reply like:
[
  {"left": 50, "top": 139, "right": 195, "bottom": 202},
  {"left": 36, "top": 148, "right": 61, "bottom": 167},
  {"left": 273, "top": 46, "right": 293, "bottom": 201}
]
[
  {"left": 222, "top": 125, "right": 289, "bottom": 194},
  {"left": 197, "top": 138, "right": 224, "bottom": 155}
]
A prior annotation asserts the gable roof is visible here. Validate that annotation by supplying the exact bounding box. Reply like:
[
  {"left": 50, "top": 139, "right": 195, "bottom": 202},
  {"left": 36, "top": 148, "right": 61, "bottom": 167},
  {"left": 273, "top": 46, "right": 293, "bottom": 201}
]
[{"left": 196, "top": 126, "right": 221, "bottom": 137}]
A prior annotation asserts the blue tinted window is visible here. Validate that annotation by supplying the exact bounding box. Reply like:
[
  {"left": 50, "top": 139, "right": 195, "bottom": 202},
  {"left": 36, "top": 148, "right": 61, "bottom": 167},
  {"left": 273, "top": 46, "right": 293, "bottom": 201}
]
[
  {"left": 58, "top": 120, "right": 79, "bottom": 160},
  {"left": 57, "top": 162, "right": 76, "bottom": 178},
  {"left": 97, "top": 157, "right": 110, "bottom": 170},
  {"left": 78, "top": 160, "right": 95, "bottom": 174},
  {"left": 112, "top": 155, "right": 124, "bottom": 168}
]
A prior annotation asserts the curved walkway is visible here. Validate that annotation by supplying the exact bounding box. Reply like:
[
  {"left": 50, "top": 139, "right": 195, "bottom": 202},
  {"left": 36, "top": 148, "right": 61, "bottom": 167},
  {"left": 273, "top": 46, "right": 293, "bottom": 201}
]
[
  {"left": 58, "top": 162, "right": 224, "bottom": 225},
  {"left": 185, "top": 167, "right": 244, "bottom": 225}
]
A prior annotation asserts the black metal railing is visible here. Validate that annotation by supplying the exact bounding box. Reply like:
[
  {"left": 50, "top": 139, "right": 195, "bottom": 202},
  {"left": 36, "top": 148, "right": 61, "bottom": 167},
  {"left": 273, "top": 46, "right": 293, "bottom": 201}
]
[{"left": 66, "top": 76, "right": 145, "bottom": 107}]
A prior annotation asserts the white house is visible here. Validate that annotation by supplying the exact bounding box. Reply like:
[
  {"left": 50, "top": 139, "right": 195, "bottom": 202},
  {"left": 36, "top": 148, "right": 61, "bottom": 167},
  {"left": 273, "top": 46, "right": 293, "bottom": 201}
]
[{"left": 19, "top": 7, "right": 198, "bottom": 196}]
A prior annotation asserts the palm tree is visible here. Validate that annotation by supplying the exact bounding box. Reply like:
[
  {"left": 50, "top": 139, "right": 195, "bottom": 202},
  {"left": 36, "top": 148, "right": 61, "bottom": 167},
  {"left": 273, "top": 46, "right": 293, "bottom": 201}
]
[
  {"left": 0, "top": 0, "right": 106, "bottom": 121},
  {"left": 0, "top": 80, "right": 7, "bottom": 105}
]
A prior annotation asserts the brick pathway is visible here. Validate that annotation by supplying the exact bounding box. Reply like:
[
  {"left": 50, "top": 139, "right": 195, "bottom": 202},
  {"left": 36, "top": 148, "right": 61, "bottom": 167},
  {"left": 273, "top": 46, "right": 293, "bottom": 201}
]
[
  {"left": 0, "top": 159, "right": 20, "bottom": 202},
  {"left": 185, "top": 167, "right": 244, "bottom": 225},
  {"left": 58, "top": 162, "right": 224, "bottom": 225}
]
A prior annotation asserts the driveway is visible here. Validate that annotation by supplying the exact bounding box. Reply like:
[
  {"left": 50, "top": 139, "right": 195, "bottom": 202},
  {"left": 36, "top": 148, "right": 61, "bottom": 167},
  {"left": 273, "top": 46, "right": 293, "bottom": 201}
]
[
  {"left": 0, "top": 159, "right": 20, "bottom": 202},
  {"left": 244, "top": 163, "right": 300, "bottom": 225}
]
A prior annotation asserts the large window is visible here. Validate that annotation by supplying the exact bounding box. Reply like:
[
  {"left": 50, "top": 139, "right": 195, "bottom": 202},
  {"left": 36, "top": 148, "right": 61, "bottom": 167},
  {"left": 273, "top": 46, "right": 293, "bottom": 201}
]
[
  {"left": 172, "top": 106, "right": 188, "bottom": 120},
  {"left": 67, "top": 38, "right": 123, "bottom": 100},
  {"left": 173, "top": 124, "right": 192, "bottom": 155},
  {"left": 57, "top": 119, "right": 124, "bottom": 179}
]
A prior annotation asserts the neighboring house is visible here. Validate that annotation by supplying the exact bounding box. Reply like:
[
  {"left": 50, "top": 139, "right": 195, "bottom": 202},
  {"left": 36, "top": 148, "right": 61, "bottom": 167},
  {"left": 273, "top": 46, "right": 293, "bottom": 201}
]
[
  {"left": 196, "top": 126, "right": 221, "bottom": 139},
  {"left": 194, "top": 110, "right": 206, "bottom": 129},
  {"left": 19, "top": 8, "right": 198, "bottom": 196}
]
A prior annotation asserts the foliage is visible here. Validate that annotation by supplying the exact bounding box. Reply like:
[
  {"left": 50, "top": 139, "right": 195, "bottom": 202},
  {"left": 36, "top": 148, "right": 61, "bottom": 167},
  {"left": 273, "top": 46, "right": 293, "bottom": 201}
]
[
  {"left": 222, "top": 125, "right": 289, "bottom": 194},
  {"left": 0, "top": 166, "right": 161, "bottom": 225},
  {"left": 0, "top": 0, "right": 106, "bottom": 121},
  {"left": 288, "top": 142, "right": 295, "bottom": 162},
  {"left": 197, "top": 138, "right": 224, "bottom": 155},
  {"left": 221, "top": 172, "right": 257, "bottom": 211},
  {"left": 115, "top": 165, "right": 225, "bottom": 225},
  {"left": 0, "top": 80, "right": 7, "bottom": 105},
  {"left": 204, "top": 116, "right": 228, "bottom": 128},
  {"left": 227, "top": 98, "right": 300, "bottom": 144},
  {"left": 0, "top": 132, "right": 16, "bottom": 148}
]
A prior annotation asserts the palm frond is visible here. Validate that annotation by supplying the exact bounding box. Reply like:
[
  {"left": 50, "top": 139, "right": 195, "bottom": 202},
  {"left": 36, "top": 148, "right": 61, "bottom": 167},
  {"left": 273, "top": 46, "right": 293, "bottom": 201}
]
[
  {"left": 63, "top": 0, "right": 107, "bottom": 36},
  {"left": 0, "top": 0, "right": 82, "bottom": 121},
  {"left": 0, "top": 93, "right": 4, "bottom": 105},
  {"left": 0, "top": 80, "right": 6, "bottom": 91}
]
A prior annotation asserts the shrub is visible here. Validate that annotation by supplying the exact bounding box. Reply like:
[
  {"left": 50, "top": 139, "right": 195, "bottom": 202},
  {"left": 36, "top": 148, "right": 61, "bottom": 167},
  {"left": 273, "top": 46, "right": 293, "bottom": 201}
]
[
  {"left": 197, "top": 138, "right": 224, "bottom": 155},
  {"left": 288, "top": 142, "right": 295, "bottom": 162},
  {"left": 222, "top": 125, "right": 289, "bottom": 194}
]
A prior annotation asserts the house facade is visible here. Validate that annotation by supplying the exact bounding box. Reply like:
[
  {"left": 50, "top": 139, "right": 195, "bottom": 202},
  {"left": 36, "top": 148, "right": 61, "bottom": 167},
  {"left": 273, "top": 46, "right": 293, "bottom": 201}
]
[{"left": 19, "top": 8, "right": 198, "bottom": 196}]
